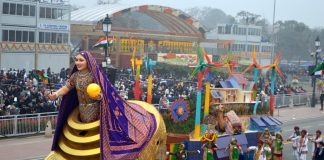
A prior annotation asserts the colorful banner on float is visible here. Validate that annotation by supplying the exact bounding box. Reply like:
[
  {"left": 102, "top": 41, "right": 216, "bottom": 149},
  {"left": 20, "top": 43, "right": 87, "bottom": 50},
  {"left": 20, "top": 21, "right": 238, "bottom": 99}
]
[{"left": 157, "top": 53, "right": 212, "bottom": 67}]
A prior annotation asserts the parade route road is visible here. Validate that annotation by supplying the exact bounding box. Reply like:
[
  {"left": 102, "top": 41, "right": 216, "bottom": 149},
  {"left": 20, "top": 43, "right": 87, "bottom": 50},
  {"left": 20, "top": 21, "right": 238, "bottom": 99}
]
[
  {"left": 0, "top": 135, "right": 52, "bottom": 160},
  {"left": 0, "top": 107, "right": 323, "bottom": 159},
  {"left": 281, "top": 116, "right": 324, "bottom": 160}
]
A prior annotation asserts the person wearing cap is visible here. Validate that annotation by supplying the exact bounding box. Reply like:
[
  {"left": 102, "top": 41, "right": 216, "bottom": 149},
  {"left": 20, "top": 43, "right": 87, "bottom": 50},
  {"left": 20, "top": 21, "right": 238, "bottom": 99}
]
[
  {"left": 259, "top": 128, "right": 272, "bottom": 145},
  {"left": 201, "top": 124, "right": 218, "bottom": 160},
  {"left": 247, "top": 139, "right": 271, "bottom": 160},
  {"left": 225, "top": 138, "right": 243, "bottom": 160},
  {"left": 166, "top": 143, "right": 200, "bottom": 160},
  {"left": 315, "top": 141, "right": 324, "bottom": 160},
  {"left": 288, "top": 126, "right": 301, "bottom": 160},
  {"left": 309, "top": 130, "right": 323, "bottom": 160},
  {"left": 294, "top": 130, "right": 308, "bottom": 160},
  {"left": 272, "top": 133, "right": 284, "bottom": 160}
]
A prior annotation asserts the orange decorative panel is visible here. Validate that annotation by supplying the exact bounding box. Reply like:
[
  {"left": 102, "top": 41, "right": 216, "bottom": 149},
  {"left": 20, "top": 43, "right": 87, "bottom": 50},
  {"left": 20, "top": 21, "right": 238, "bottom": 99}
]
[
  {"left": 139, "top": 5, "right": 148, "bottom": 11},
  {"left": 163, "top": 8, "right": 173, "bottom": 14},
  {"left": 185, "top": 18, "right": 193, "bottom": 25}
]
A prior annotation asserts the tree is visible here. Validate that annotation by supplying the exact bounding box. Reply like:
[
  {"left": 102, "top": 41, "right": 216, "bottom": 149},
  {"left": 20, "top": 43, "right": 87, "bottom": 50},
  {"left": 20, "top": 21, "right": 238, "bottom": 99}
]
[
  {"left": 186, "top": 7, "right": 235, "bottom": 30},
  {"left": 274, "top": 20, "right": 314, "bottom": 60},
  {"left": 236, "top": 11, "right": 261, "bottom": 25},
  {"left": 186, "top": 7, "right": 324, "bottom": 61}
]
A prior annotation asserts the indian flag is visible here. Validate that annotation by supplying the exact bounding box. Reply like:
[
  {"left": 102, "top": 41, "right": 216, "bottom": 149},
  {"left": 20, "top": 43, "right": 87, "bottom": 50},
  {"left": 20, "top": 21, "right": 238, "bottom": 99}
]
[{"left": 93, "top": 37, "right": 114, "bottom": 48}]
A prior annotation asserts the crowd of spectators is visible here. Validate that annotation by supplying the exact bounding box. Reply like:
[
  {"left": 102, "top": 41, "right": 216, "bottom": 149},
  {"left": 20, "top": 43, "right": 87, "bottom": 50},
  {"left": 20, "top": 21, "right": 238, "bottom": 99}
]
[
  {"left": 257, "top": 77, "right": 306, "bottom": 96},
  {"left": 114, "top": 68, "right": 197, "bottom": 104},
  {"left": 0, "top": 67, "right": 199, "bottom": 116},
  {"left": 0, "top": 68, "right": 70, "bottom": 116},
  {"left": 0, "top": 64, "right": 310, "bottom": 116},
  {"left": 256, "top": 66, "right": 308, "bottom": 96}
]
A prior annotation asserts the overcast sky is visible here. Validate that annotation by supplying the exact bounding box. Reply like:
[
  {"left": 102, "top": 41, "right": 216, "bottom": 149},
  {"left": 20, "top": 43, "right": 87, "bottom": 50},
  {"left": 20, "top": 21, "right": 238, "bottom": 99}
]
[{"left": 70, "top": 0, "right": 323, "bottom": 28}]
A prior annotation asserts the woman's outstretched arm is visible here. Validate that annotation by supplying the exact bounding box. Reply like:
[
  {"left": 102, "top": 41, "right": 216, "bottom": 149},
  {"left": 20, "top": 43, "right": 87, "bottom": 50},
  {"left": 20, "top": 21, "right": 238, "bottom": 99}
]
[{"left": 48, "top": 86, "right": 70, "bottom": 101}]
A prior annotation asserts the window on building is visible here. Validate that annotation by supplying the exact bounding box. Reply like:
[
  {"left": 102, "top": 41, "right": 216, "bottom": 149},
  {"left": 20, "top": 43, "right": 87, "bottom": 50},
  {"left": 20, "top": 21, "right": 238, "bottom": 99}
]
[
  {"left": 262, "top": 46, "right": 273, "bottom": 52},
  {"left": 255, "top": 45, "right": 260, "bottom": 52},
  {"left": 9, "top": 3, "right": 16, "bottom": 15},
  {"left": 217, "top": 43, "right": 224, "bottom": 49},
  {"left": 39, "top": 32, "right": 44, "bottom": 43},
  {"left": 248, "top": 28, "right": 262, "bottom": 36},
  {"left": 3, "top": 30, "right": 36, "bottom": 42},
  {"left": 233, "top": 25, "right": 238, "bottom": 35},
  {"left": 52, "top": 8, "right": 57, "bottom": 19},
  {"left": 57, "top": 33, "right": 62, "bottom": 43},
  {"left": 38, "top": 32, "right": 68, "bottom": 44},
  {"left": 3, "top": 3, "right": 9, "bottom": 14},
  {"left": 9, "top": 30, "right": 15, "bottom": 41},
  {"left": 29, "top": 31, "right": 34, "bottom": 42},
  {"left": 45, "top": 32, "right": 51, "bottom": 43},
  {"left": 45, "top": 7, "right": 52, "bottom": 19},
  {"left": 63, "top": 33, "right": 68, "bottom": 44},
  {"left": 239, "top": 28, "right": 246, "bottom": 35},
  {"left": 16, "top": 31, "right": 22, "bottom": 42},
  {"left": 233, "top": 44, "right": 238, "bottom": 51},
  {"left": 246, "top": 45, "right": 259, "bottom": 52},
  {"left": 2, "top": 30, "right": 8, "bottom": 41},
  {"left": 57, "top": 9, "right": 63, "bottom": 19},
  {"left": 16, "top": 4, "right": 22, "bottom": 15},
  {"left": 51, "top": 33, "right": 57, "bottom": 43},
  {"left": 225, "top": 24, "right": 232, "bottom": 34},
  {"left": 40, "top": 7, "right": 45, "bottom": 18},
  {"left": 62, "top": 9, "right": 69, "bottom": 20},
  {"left": 235, "top": 44, "right": 244, "bottom": 51},
  {"left": 247, "top": 45, "right": 251, "bottom": 52},
  {"left": 22, "top": 31, "right": 28, "bottom": 42},
  {"left": 30, "top": 5, "right": 35, "bottom": 16},
  {"left": 23, "top": 5, "right": 29, "bottom": 16},
  {"left": 257, "top": 29, "right": 261, "bottom": 36},
  {"left": 218, "top": 26, "right": 224, "bottom": 34},
  {"left": 231, "top": 44, "right": 245, "bottom": 52}
]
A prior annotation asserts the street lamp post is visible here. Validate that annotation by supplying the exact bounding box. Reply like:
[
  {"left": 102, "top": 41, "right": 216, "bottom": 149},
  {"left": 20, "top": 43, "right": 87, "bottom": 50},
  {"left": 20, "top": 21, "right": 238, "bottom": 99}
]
[
  {"left": 311, "top": 36, "right": 321, "bottom": 107},
  {"left": 102, "top": 14, "right": 112, "bottom": 69}
]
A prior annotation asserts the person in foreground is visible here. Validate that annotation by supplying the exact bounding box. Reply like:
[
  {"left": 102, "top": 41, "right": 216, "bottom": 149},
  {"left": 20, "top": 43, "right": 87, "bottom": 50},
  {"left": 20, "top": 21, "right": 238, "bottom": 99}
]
[
  {"left": 45, "top": 51, "right": 166, "bottom": 160},
  {"left": 314, "top": 141, "right": 324, "bottom": 160},
  {"left": 166, "top": 143, "right": 200, "bottom": 160}
]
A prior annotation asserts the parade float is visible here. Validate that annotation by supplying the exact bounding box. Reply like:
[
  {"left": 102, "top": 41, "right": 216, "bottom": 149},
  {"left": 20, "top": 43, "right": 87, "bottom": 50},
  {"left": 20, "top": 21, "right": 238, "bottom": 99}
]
[
  {"left": 45, "top": 44, "right": 284, "bottom": 159},
  {"left": 165, "top": 49, "right": 283, "bottom": 160}
]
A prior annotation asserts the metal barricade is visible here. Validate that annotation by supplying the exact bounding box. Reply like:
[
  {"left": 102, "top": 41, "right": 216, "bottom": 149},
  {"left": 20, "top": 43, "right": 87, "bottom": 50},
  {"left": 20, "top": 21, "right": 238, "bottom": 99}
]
[
  {"left": 0, "top": 112, "right": 57, "bottom": 137},
  {"left": 274, "top": 93, "right": 314, "bottom": 108},
  {"left": 274, "top": 95, "right": 283, "bottom": 108},
  {"left": 0, "top": 93, "right": 317, "bottom": 137},
  {"left": 0, "top": 118, "right": 14, "bottom": 135}
]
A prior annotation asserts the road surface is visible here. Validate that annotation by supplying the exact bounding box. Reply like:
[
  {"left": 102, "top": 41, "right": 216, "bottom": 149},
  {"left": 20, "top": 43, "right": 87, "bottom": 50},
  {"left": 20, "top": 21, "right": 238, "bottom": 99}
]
[{"left": 281, "top": 116, "right": 324, "bottom": 160}]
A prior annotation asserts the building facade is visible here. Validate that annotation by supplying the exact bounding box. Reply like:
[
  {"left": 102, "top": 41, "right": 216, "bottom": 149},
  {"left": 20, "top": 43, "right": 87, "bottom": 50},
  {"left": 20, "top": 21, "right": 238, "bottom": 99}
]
[
  {"left": 0, "top": 0, "right": 71, "bottom": 73},
  {"left": 70, "top": 4, "right": 205, "bottom": 68},
  {"left": 203, "top": 23, "right": 274, "bottom": 65}
]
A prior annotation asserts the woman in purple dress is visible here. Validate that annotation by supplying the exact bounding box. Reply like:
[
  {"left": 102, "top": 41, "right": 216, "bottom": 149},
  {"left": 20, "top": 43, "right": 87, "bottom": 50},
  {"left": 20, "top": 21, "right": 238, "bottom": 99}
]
[{"left": 46, "top": 51, "right": 166, "bottom": 160}]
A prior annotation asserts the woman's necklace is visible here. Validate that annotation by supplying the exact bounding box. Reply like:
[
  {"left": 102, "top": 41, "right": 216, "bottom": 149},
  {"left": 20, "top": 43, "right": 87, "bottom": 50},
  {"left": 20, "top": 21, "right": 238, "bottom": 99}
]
[{"left": 79, "top": 71, "right": 90, "bottom": 77}]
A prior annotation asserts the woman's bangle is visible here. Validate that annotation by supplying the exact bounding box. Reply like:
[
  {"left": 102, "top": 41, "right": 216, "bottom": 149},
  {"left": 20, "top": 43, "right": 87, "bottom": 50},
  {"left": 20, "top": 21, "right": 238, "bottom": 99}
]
[
  {"left": 55, "top": 92, "right": 59, "bottom": 98},
  {"left": 97, "top": 94, "right": 103, "bottom": 101}
]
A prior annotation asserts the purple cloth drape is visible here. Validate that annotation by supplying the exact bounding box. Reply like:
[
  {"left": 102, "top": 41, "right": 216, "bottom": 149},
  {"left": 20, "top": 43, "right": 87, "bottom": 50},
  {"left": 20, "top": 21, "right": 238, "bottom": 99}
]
[{"left": 51, "top": 51, "right": 156, "bottom": 160}]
